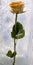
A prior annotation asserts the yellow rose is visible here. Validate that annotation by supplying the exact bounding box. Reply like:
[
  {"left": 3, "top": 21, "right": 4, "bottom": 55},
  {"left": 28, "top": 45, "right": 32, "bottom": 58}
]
[{"left": 9, "top": 1, "right": 24, "bottom": 13}]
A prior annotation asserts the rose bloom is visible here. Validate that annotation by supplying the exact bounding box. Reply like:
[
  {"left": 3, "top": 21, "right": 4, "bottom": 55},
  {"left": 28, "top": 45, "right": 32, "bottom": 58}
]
[{"left": 9, "top": 1, "right": 24, "bottom": 13}]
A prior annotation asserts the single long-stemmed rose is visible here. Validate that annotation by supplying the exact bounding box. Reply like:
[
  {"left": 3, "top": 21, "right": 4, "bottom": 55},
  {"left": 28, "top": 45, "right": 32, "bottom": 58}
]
[{"left": 6, "top": 1, "right": 25, "bottom": 65}]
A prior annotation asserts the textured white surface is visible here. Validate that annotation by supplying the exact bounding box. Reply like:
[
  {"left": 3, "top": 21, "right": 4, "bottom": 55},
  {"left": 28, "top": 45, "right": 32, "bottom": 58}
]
[
  {"left": 0, "top": 0, "right": 33, "bottom": 65},
  {"left": 0, "top": 56, "right": 29, "bottom": 65}
]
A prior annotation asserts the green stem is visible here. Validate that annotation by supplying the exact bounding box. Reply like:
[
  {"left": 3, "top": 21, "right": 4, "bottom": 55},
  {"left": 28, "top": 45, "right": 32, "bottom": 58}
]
[{"left": 12, "top": 13, "right": 18, "bottom": 65}]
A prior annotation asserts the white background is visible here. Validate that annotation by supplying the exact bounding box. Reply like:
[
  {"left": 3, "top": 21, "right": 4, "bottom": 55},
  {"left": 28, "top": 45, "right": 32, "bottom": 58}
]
[{"left": 0, "top": 0, "right": 33, "bottom": 65}]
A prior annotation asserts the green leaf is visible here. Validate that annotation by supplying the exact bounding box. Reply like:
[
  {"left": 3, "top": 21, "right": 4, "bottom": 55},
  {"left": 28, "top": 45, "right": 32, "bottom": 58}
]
[
  {"left": 15, "top": 29, "right": 25, "bottom": 39},
  {"left": 6, "top": 50, "right": 17, "bottom": 58},
  {"left": 6, "top": 50, "right": 13, "bottom": 58},
  {"left": 11, "top": 31, "right": 16, "bottom": 38},
  {"left": 13, "top": 22, "right": 23, "bottom": 34},
  {"left": 11, "top": 22, "right": 23, "bottom": 38},
  {"left": 12, "top": 52, "right": 17, "bottom": 57}
]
